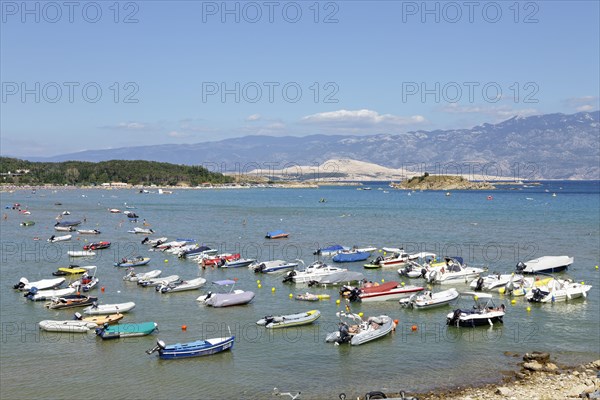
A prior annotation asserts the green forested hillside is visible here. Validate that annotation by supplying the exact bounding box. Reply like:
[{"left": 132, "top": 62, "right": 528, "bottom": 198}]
[{"left": 0, "top": 158, "right": 233, "bottom": 186}]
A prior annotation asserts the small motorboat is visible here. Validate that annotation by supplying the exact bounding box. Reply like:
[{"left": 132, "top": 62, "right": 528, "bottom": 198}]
[
  {"left": 54, "top": 225, "right": 75, "bottom": 232},
  {"left": 109, "top": 208, "right": 121, "bottom": 213},
  {"left": 62, "top": 211, "right": 71, "bottom": 215},
  {"left": 24, "top": 287, "right": 76, "bottom": 301},
  {"left": 46, "top": 294, "right": 98, "bottom": 309},
  {"left": 399, "top": 288, "right": 459, "bottom": 309},
  {"left": 325, "top": 311, "right": 394, "bottom": 346},
  {"left": 313, "top": 244, "right": 348, "bottom": 256},
  {"left": 252, "top": 260, "right": 299, "bottom": 274},
  {"left": 308, "top": 271, "right": 365, "bottom": 286},
  {"left": 77, "top": 229, "right": 101, "bottom": 235},
  {"left": 446, "top": 292, "right": 505, "bottom": 327},
  {"left": 142, "top": 237, "right": 168, "bottom": 246},
  {"left": 14, "top": 277, "right": 65, "bottom": 291},
  {"left": 526, "top": 278, "right": 592, "bottom": 303},
  {"left": 500, "top": 276, "right": 554, "bottom": 296},
  {"left": 52, "top": 266, "right": 91, "bottom": 276},
  {"left": 114, "top": 256, "right": 151, "bottom": 267},
  {"left": 200, "top": 253, "right": 240, "bottom": 267},
  {"left": 55, "top": 220, "right": 81, "bottom": 227},
  {"left": 96, "top": 322, "right": 158, "bottom": 340},
  {"left": 67, "top": 250, "right": 96, "bottom": 258},
  {"left": 74, "top": 312, "right": 124, "bottom": 326},
  {"left": 177, "top": 245, "right": 216, "bottom": 259},
  {"left": 146, "top": 336, "right": 235, "bottom": 359},
  {"left": 39, "top": 320, "right": 97, "bottom": 333},
  {"left": 157, "top": 277, "right": 206, "bottom": 293},
  {"left": 295, "top": 293, "right": 331, "bottom": 301},
  {"left": 83, "top": 301, "right": 136, "bottom": 315},
  {"left": 128, "top": 227, "right": 154, "bottom": 234},
  {"left": 283, "top": 261, "right": 347, "bottom": 284},
  {"left": 68, "top": 266, "right": 99, "bottom": 292},
  {"left": 196, "top": 280, "right": 255, "bottom": 307},
  {"left": 47, "top": 234, "right": 72, "bottom": 243},
  {"left": 425, "top": 257, "right": 484, "bottom": 284},
  {"left": 83, "top": 241, "right": 111, "bottom": 250},
  {"left": 257, "top": 310, "right": 321, "bottom": 329},
  {"left": 138, "top": 274, "right": 180, "bottom": 288},
  {"left": 123, "top": 269, "right": 161, "bottom": 282},
  {"left": 332, "top": 249, "right": 371, "bottom": 263},
  {"left": 364, "top": 250, "right": 420, "bottom": 269},
  {"left": 20, "top": 220, "right": 35, "bottom": 226},
  {"left": 470, "top": 273, "right": 524, "bottom": 291},
  {"left": 342, "top": 281, "right": 424, "bottom": 302},
  {"left": 516, "top": 256, "right": 574, "bottom": 274},
  {"left": 265, "top": 230, "right": 289, "bottom": 239},
  {"left": 220, "top": 258, "right": 257, "bottom": 268}
]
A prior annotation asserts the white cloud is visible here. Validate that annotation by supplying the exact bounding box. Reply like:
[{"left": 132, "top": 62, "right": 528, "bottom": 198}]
[
  {"left": 167, "top": 131, "right": 191, "bottom": 138},
  {"left": 100, "top": 121, "right": 160, "bottom": 131},
  {"left": 246, "top": 114, "right": 261, "bottom": 121},
  {"left": 576, "top": 104, "right": 595, "bottom": 112},
  {"left": 301, "top": 109, "right": 426, "bottom": 127},
  {"left": 565, "top": 96, "right": 599, "bottom": 113},
  {"left": 440, "top": 103, "right": 539, "bottom": 119}
]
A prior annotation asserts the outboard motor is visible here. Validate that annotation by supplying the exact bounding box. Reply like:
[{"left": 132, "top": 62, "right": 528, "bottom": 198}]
[
  {"left": 282, "top": 271, "right": 296, "bottom": 283},
  {"left": 24, "top": 287, "right": 38, "bottom": 299},
  {"left": 420, "top": 268, "right": 428, "bottom": 279},
  {"left": 73, "top": 312, "right": 82, "bottom": 320},
  {"left": 475, "top": 277, "right": 484, "bottom": 291},
  {"left": 529, "top": 288, "right": 547, "bottom": 302},
  {"left": 516, "top": 261, "right": 526, "bottom": 272},
  {"left": 375, "top": 256, "right": 384, "bottom": 265},
  {"left": 146, "top": 339, "right": 166, "bottom": 355},
  {"left": 254, "top": 263, "right": 265, "bottom": 273},
  {"left": 337, "top": 323, "right": 352, "bottom": 344},
  {"left": 13, "top": 278, "right": 27, "bottom": 290},
  {"left": 348, "top": 288, "right": 362, "bottom": 302},
  {"left": 448, "top": 309, "right": 462, "bottom": 326},
  {"left": 264, "top": 316, "right": 275, "bottom": 326}
]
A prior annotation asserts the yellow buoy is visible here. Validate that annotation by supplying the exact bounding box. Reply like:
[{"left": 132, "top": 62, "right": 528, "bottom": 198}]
[
  {"left": 271, "top": 287, "right": 276, "bottom": 292},
  {"left": 474, "top": 295, "right": 478, "bottom": 301},
  {"left": 383, "top": 252, "right": 387, "bottom": 256},
  {"left": 256, "top": 280, "right": 261, "bottom": 284},
  {"left": 358, "top": 312, "right": 363, "bottom": 317},
  {"left": 258, "top": 284, "right": 262, "bottom": 289},
  {"left": 336, "top": 299, "right": 340, "bottom": 305},
  {"left": 381, "top": 279, "right": 385, "bottom": 283},
  {"left": 595, "top": 265, "right": 599, "bottom": 270},
  {"left": 526, "top": 307, "right": 531, "bottom": 312},
  {"left": 581, "top": 281, "right": 585, "bottom": 285},
  {"left": 498, "top": 288, "right": 505, "bottom": 294},
  {"left": 378, "top": 249, "right": 382, "bottom": 252},
  {"left": 511, "top": 299, "right": 516, "bottom": 305},
  {"left": 289, "top": 293, "right": 293, "bottom": 298},
  {"left": 164, "top": 259, "right": 168, "bottom": 263},
  {"left": 401, "top": 282, "right": 405, "bottom": 286}
]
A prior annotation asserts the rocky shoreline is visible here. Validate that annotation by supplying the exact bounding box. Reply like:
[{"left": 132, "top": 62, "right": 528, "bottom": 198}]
[
  {"left": 405, "top": 353, "right": 600, "bottom": 400},
  {"left": 392, "top": 174, "right": 496, "bottom": 191}
]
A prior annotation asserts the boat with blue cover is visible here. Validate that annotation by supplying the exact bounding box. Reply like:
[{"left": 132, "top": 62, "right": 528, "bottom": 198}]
[
  {"left": 332, "top": 250, "right": 371, "bottom": 263},
  {"left": 146, "top": 336, "right": 235, "bottom": 359},
  {"left": 265, "top": 230, "right": 289, "bottom": 239},
  {"left": 96, "top": 322, "right": 158, "bottom": 339}
]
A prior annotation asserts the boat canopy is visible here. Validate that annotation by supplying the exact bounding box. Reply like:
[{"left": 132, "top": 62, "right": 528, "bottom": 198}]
[
  {"left": 447, "top": 256, "right": 464, "bottom": 264},
  {"left": 461, "top": 291, "right": 493, "bottom": 299}
]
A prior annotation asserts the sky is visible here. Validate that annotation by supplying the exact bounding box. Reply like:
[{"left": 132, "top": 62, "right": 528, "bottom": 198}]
[{"left": 1, "top": 0, "right": 599, "bottom": 157}]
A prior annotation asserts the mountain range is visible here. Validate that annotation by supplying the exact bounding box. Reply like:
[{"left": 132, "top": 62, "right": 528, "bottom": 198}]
[{"left": 19, "top": 111, "right": 600, "bottom": 180}]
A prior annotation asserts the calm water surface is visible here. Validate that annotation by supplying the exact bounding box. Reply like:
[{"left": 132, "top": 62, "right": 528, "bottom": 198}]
[{"left": 1, "top": 182, "right": 599, "bottom": 399}]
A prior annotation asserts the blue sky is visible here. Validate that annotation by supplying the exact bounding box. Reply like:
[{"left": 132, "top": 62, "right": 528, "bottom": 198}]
[{"left": 1, "top": 0, "right": 599, "bottom": 157}]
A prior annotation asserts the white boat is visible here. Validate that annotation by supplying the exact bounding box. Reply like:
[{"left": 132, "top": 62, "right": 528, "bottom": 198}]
[
  {"left": 425, "top": 257, "right": 484, "bottom": 284},
  {"left": 13, "top": 277, "right": 65, "bottom": 291},
  {"left": 501, "top": 276, "right": 554, "bottom": 296},
  {"left": 446, "top": 292, "right": 505, "bottom": 327},
  {"left": 196, "top": 280, "right": 255, "bottom": 307},
  {"left": 526, "top": 278, "right": 592, "bottom": 303},
  {"left": 138, "top": 274, "right": 180, "bottom": 287},
  {"left": 516, "top": 256, "right": 574, "bottom": 274},
  {"left": 343, "top": 281, "right": 424, "bottom": 302},
  {"left": 77, "top": 229, "right": 101, "bottom": 235},
  {"left": 68, "top": 266, "right": 99, "bottom": 292},
  {"left": 157, "top": 277, "right": 206, "bottom": 293},
  {"left": 83, "top": 301, "right": 136, "bottom": 315},
  {"left": 220, "top": 258, "right": 257, "bottom": 268},
  {"left": 252, "top": 260, "right": 298, "bottom": 274},
  {"left": 256, "top": 310, "right": 321, "bottom": 329},
  {"left": 282, "top": 261, "right": 347, "bottom": 284},
  {"left": 397, "top": 253, "right": 439, "bottom": 278},
  {"left": 469, "top": 273, "right": 524, "bottom": 291},
  {"left": 364, "top": 250, "right": 418, "bottom": 268},
  {"left": 24, "top": 287, "right": 76, "bottom": 301},
  {"left": 151, "top": 240, "right": 187, "bottom": 252},
  {"left": 325, "top": 311, "right": 394, "bottom": 346},
  {"left": 54, "top": 226, "right": 75, "bottom": 232},
  {"left": 47, "top": 234, "right": 72, "bottom": 243},
  {"left": 129, "top": 227, "right": 154, "bottom": 234},
  {"left": 67, "top": 250, "right": 96, "bottom": 257},
  {"left": 123, "top": 269, "right": 162, "bottom": 282},
  {"left": 109, "top": 208, "right": 121, "bottom": 213},
  {"left": 399, "top": 288, "right": 460, "bottom": 309},
  {"left": 39, "top": 320, "right": 97, "bottom": 333},
  {"left": 142, "top": 237, "right": 168, "bottom": 246}
]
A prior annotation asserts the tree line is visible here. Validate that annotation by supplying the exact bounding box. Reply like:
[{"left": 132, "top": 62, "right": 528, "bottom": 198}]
[{"left": 0, "top": 157, "right": 233, "bottom": 186}]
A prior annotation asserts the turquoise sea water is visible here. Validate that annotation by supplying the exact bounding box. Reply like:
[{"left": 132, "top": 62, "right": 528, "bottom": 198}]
[{"left": 1, "top": 181, "right": 599, "bottom": 399}]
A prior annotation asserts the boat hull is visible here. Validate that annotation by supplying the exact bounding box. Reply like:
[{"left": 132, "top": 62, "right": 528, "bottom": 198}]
[
  {"left": 96, "top": 322, "right": 158, "bottom": 339},
  {"left": 157, "top": 336, "right": 235, "bottom": 359}
]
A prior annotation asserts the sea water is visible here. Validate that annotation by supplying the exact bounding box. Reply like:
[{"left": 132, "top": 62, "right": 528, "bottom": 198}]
[{"left": 1, "top": 181, "right": 599, "bottom": 399}]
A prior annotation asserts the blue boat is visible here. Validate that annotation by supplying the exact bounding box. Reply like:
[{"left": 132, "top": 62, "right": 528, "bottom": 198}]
[
  {"left": 146, "top": 336, "right": 235, "bottom": 359},
  {"left": 265, "top": 230, "right": 289, "bottom": 239},
  {"left": 55, "top": 220, "right": 82, "bottom": 227},
  {"left": 332, "top": 251, "right": 371, "bottom": 263},
  {"left": 96, "top": 322, "right": 158, "bottom": 340}
]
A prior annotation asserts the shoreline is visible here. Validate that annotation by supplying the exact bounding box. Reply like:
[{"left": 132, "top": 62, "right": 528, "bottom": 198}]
[{"left": 398, "top": 354, "right": 600, "bottom": 400}]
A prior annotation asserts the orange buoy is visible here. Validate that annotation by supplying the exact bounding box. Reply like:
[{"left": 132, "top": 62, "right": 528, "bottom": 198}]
[
  {"left": 394, "top": 319, "right": 399, "bottom": 325},
  {"left": 181, "top": 325, "right": 187, "bottom": 331},
  {"left": 101, "top": 287, "right": 105, "bottom": 292},
  {"left": 411, "top": 325, "right": 417, "bottom": 331},
  {"left": 487, "top": 196, "right": 493, "bottom": 200}
]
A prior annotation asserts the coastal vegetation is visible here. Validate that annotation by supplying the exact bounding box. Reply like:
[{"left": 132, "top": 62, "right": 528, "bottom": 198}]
[
  {"left": 0, "top": 157, "right": 233, "bottom": 186},
  {"left": 393, "top": 173, "right": 496, "bottom": 190}
]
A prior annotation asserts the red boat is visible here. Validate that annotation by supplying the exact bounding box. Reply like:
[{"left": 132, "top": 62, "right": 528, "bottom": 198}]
[
  {"left": 83, "top": 241, "right": 111, "bottom": 250},
  {"left": 201, "top": 253, "right": 240, "bottom": 267},
  {"left": 343, "top": 281, "right": 424, "bottom": 303}
]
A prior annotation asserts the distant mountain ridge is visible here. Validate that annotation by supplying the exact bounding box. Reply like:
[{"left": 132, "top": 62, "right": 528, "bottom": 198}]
[{"left": 18, "top": 111, "right": 600, "bottom": 179}]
